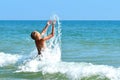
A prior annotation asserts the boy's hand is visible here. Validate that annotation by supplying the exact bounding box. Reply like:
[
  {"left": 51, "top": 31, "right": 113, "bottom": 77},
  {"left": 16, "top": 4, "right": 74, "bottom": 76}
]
[{"left": 47, "top": 20, "right": 52, "bottom": 26}]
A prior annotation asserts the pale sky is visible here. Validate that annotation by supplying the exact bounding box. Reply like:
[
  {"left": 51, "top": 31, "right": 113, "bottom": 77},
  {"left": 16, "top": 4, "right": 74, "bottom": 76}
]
[{"left": 0, "top": 0, "right": 120, "bottom": 20}]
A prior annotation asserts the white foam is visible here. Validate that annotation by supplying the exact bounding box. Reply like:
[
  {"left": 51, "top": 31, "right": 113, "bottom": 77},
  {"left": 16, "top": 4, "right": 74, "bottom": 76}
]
[
  {"left": 39, "top": 62, "right": 120, "bottom": 80},
  {"left": 16, "top": 60, "right": 120, "bottom": 80},
  {"left": 0, "top": 52, "right": 21, "bottom": 67}
]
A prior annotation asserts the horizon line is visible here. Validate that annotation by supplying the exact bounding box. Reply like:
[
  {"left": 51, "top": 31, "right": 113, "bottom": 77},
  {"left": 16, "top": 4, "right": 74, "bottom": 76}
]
[{"left": 0, "top": 19, "right": 120, "bottom": 21}]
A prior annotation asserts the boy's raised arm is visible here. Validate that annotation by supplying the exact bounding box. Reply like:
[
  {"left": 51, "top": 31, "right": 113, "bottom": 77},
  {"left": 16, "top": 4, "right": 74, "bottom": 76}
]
[
  {"left": 43, "top": 21, "right": 56, "bottom": 40},
  {"left": 41, "top": 20, "right": 52, "bottom": 35}
]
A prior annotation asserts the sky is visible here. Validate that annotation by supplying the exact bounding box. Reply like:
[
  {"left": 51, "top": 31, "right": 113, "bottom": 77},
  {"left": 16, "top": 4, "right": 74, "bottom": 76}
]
[{"left": 0, "top": 0, "right": 120, "bottom": 20}]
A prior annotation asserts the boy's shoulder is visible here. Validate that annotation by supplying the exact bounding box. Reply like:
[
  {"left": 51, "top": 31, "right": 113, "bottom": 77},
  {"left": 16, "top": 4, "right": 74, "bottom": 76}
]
[
  {"left": 39, "top": 38, "right": 45, "bottom": 42},
  {"left": 35, "top": 38, "right": 44, "bottom": 42}
]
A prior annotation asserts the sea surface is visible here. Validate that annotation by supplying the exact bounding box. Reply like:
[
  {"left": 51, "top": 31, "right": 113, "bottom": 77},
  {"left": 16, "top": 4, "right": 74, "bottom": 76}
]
[{"left": 0, "top": 20, "right": 120, "bottom": 80}]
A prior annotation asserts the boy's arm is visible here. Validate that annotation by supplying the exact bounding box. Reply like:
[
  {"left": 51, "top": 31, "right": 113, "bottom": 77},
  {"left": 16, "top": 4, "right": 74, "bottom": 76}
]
[
  {"left": 43, "top": 22, "right": 55, "bottom": 40},
  {"left": 37, "top": 48, "right": 41, "bottom": 55},
  {"left": 35, "top": 42, "right": 41, "bottom": 55},
  {"left": 41, "top": 21, "right": 52, "bottom": 35}
]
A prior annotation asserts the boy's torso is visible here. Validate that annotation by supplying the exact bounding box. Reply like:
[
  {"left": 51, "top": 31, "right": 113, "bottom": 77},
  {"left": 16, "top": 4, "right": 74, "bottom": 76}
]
[{"left": 35, "top": 39, "right": 46, "bottom": 51}]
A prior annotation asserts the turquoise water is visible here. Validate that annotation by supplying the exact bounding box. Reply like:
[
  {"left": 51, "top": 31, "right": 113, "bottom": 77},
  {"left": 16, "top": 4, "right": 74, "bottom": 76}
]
[
  {"left": 0, "top": 20, "right": 120, "bottom": 80},
  {"left": 62, "top": 21, "right": 120, "bottom": 66}
]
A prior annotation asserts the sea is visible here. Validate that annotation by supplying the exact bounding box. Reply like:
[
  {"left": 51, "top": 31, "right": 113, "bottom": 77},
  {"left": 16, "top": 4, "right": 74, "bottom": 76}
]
[{"left": 0, "top": 19, "right": 120, "bottom": 80}]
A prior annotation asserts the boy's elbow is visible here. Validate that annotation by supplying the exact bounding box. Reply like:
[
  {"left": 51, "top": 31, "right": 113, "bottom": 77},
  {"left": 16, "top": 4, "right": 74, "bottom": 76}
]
[
  {"left": 52, "top": 33, "right": 54, "bottom": 37},
  {"left": 51, "top": 32, "right": 54, "bottom": 37}
]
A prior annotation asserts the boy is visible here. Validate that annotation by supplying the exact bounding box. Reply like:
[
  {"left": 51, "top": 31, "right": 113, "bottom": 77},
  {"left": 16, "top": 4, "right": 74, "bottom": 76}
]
[{"left": 31, "top": 20, "right": 56, "bottom": 56}]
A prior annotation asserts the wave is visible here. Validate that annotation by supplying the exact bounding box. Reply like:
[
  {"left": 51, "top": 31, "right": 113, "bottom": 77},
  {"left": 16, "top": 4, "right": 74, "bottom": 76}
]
[
  {"left": 0, "top": 52, "right": 21, "bottom": 67},
  {"left": 16, "top": 58, "right": 120, "bottom": 80}
]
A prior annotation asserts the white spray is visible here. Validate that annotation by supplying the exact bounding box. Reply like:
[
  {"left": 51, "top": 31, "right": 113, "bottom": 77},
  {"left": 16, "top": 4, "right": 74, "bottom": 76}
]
[{"left": 40, "top": 15, "right": 62, "bottom": 62}]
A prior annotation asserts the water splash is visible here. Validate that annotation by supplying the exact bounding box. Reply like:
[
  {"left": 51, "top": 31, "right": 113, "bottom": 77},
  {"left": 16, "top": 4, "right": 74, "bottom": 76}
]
[{"left": 42, "top": 15, "right": 62, "bottom": 62}]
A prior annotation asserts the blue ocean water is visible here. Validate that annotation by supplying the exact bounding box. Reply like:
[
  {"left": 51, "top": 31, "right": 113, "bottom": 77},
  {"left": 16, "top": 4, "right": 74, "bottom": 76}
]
[
  {"left": 0, "top": 20, "right": 120, "bottom": 80},
  {"left": 62, "top": 21, "right": 120, "bottom": 66}
]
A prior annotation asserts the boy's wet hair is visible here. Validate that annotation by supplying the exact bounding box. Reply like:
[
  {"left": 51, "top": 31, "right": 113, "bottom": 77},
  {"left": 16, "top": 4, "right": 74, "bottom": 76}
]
[{"left": 31, "top": 31, "right": 36, "bottom": 40}]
